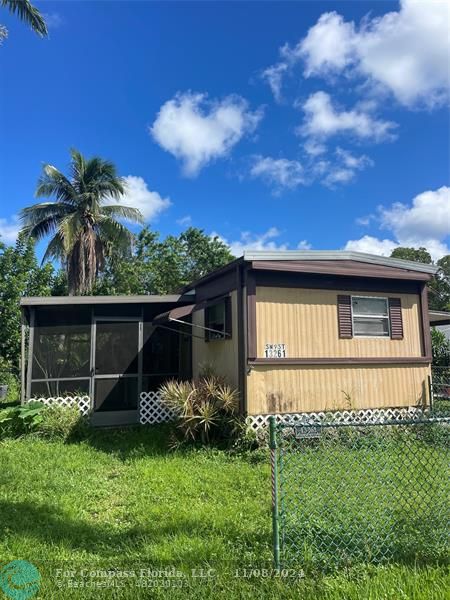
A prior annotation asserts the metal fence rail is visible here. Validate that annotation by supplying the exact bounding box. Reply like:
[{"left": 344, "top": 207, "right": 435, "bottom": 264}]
[{"left": 269, "top": 414, "right": 450, "bottom": 571}]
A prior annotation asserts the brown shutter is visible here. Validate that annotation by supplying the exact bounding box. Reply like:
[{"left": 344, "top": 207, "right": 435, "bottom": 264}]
[
  {"left": 388, "top": 297, "right": 403, "bottom": 339},
  {"left": 337, "top": 295, "right": 353, "bottom": 338}
]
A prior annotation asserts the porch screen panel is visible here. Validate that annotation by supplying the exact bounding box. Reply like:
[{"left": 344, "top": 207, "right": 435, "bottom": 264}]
[
  {"left": 31, "top": 379, "right": 90, "bottom": 398},
  {"left": 94, "top": 378, "right": 138, "bottom": 411},
  {"left": 142, "top": 324, "right": 181, "bottom": 392},
  {"left": 95, "top": 321, "right": 139, "bottom": 375},
  {"left": 32, "top": 308, "right": 91, "bottom": 380}
]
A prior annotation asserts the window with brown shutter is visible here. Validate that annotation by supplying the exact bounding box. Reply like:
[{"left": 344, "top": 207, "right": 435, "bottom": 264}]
[
  {"left": 337, "top": 295, "right": 353, "bottom": 338},
  {"left": 388, "top": 297, "right": 403, "bottom": 339}
]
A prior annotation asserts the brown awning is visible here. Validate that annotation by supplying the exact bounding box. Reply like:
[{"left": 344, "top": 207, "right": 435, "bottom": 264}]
[
  {"left": 152, "top": 301, "right": 230, "bottom": 338},
  {"left": 152, "top": 303, "right": 198, "bottom": 325}
]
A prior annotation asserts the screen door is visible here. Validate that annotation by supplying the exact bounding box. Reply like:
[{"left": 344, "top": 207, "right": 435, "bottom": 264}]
[{"left": 93, "top": 319, "right": 140, "bottom": 412}]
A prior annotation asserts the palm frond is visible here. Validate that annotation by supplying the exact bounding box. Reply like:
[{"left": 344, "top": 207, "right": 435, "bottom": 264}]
[
  {"left": 41, "top": 231, "right": 66, "bottom": 264},
  {"left": 1, "top": 0, "right": 47, "bottom": 37},
  {"left": 101, "top": 204, "right": 144, "bottom": 224},
  {"left": 58, "top": 212, "right": 84, "bottom": 255},
  {"left": 35, "top": 165, "right": 77, "bottom": 204},
  {"left": 19, "top": 202, "right": 74, "bottom": 228}
]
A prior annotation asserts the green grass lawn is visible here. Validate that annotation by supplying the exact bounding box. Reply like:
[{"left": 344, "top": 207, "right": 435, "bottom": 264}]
[{"left": 0, "top": 425, "right": 448, "bottom": 599}]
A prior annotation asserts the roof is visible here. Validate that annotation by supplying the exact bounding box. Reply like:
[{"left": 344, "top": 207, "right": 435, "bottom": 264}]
[
  {"left": 429, "top": 310, "right": 450, "bottom": 326},
  {"left": 182, "top": 250, "right": 437, "bottom": 291},
  {"left": 242, "top": 250, "right": 438, "bottom": 274},
  {"left": 20, "top": 294, "right": 193, "bottom": 307}
]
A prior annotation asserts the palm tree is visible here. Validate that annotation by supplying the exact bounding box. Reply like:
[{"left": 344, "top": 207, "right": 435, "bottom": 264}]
[
  {"left": 1, "top": 0, "right": 48, "bottom": 41},
  {"left": 20, "top": 149, "right": 144, "bottom": 295}
]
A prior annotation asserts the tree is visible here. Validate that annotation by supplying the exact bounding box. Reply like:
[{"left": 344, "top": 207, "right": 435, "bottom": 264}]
[
  {"left": 390, "top": 247, "right": 450, "bottom": 311},
  {"left": 1, "top": 0, "right": 48, "bottom": 42},
  {"left": 94, "top": 227, "right": 234, "bottom": 295},
  {"left": 391, "top": 247, "right": 432, "bottom": 264},
  {"left": 0, "top": 235, "right": 54, "bottom": 372},
  {"left": 20, "top": 149, "right": 143, "bottom": 295},
  {"left": 433, "top": 256, "right": 450, "bottom": 311}
]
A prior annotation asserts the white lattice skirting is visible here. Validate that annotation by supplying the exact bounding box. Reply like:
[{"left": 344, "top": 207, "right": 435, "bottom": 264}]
[
  {"left": 29, "top": 396, "right": 92, "bottom": 416},
  {"left": 246, "top": 406, "right": 429, "bottom": 432},
  {"left": 139, "top": 391, "right": 178, "bottom": 424}
]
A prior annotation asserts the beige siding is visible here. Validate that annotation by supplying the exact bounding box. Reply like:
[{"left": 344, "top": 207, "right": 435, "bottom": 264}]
[
  {"left": 246, "top": 364, "right": 430, "bottom": 414},
  {"left": 192, "top": 290, "right": 239, "bottom": 387},
  {"left": 256, "top": 287, "right": 423, "bottom": 358}
]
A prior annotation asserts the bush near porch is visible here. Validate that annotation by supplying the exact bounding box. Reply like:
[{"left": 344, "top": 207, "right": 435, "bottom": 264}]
[{"left": 0, "top": 426, "right": 448, "bottom": 599}]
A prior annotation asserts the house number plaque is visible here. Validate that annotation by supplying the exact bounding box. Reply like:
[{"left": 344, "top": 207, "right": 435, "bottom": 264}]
[{"left": 264, "top": 343, "right": 287, "bottom": 358}]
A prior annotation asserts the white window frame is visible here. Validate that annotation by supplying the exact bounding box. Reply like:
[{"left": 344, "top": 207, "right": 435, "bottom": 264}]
[{"left": 351, "top": 295, "right": 390, "bottom": 338}]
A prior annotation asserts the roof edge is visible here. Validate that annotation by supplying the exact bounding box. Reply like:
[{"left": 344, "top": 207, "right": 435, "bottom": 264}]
[
  {"left": 242, "top": 250, "right": 438, "bottom": 275},
  {"left": 20, "top": 294, "right": 193, "bottom": 307}
]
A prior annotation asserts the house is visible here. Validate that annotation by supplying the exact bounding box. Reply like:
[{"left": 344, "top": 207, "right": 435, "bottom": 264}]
[{"left": 21, "top": 251, "right": 437, "bottom": 425}]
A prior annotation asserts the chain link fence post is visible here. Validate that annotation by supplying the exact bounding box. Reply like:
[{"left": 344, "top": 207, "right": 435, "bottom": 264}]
[{"left": 269, "top": 415, "right": 281, "bottom": 571}]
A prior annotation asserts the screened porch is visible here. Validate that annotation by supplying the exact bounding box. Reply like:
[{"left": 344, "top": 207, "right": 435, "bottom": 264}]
[{"left": 21, "top": 296, "right": 193, "bottom": 426}]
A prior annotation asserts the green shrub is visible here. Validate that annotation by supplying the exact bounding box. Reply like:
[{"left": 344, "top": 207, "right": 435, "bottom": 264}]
[
  {"left": 0, "top": 356, "right": 20, "bottom": 406},
  {"left": 0, "top": 402, "right": 88, "bottom": 441},
  {"left": 34, "top": 404, "right": 88, "bottom": 441},
  {"left": 0, "top": 401, "right": 45, "bottom": 438},
  {"left": 159, "top": 375, "right": 239, "bottom": 447}
]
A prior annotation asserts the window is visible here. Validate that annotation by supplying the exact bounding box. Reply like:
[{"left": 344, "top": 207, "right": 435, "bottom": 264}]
[
  {"left": 205, "top": 298, "right": 231, "bottom": 341},
  {"left": 352, "top": 296, "right": 390, "bottom": 337}
]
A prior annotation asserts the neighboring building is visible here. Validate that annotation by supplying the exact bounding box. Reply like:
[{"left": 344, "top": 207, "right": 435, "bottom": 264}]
[{"left": 21, "top": 251, "right": 437, "bottom": 425}]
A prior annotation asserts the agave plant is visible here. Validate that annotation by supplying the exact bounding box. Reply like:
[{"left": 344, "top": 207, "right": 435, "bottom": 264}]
[{"left": 159, "top": 375, "right": 239, "bottom": 445}]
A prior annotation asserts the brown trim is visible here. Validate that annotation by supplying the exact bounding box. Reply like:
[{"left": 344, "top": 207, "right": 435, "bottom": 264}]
[
  {"left": 181, "top": 257, "right": 244, "bottom": 293},
  {"left": 420, "top": 283, "right": 432, "bottom": 358},
  {"left": 194, "top": 268, "right": 238, "bottom": 302},
  {"left": 251, "top": 260, "right": 432, "bottom": 281},
  {"left": 253, "top": 270, "right": 422, "bottom": 295},
  {"left": 249, "top": 356, "right": 432, "bottom": 366},
  {"left": 246, "top": 270, "right": 257, "bottom": 361},
  {"left": 236, "top": 265, "right": 246, "bottom": 415}
]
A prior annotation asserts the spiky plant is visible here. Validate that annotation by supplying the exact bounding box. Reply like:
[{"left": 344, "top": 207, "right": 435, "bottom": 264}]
[
  {"left": 159, "top": 375, "right": 239, "bottom": 446},
  {"left": 20, "top": 149, "right": 143, "bottom": 295}
]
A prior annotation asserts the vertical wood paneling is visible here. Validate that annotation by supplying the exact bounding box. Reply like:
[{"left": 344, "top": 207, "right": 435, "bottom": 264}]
[
  {"left": 192, "top": 291, "right": 239, "bottom": 387},
  {"left": 256, "top": 287, "right": 422, "bottom": 358},
  {"left": 246, "top": 364, "right": 430, "bottom": 414}
]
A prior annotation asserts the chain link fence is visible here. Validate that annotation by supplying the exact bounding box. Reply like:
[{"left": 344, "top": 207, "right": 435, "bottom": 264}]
[
  {"left": 269, "top": 413, "right": 450, "bottom": 572},
  {"left": 431, "top": 366, "right": 450, "bottom": 412}
]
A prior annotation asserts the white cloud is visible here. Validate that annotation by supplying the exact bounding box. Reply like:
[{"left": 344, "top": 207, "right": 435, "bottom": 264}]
[
  {"left": 214, "top": 227, "right": 287, "bottom": 256},
  {"left": 299, "top": 11, "right": 356, "bottom": 77},
  {"left": 347, "top": 186, "right": 450, "bottom": 261},
  {"left": 43, "top": 13, "right": 64, "bottom": 29},
  {"left": 261, "top": 62, "right": 289, "bottom": 103},
  {"left": 0, "top": 216, "right": 20, "bottom": 244},
  {"left": 324, "top": 148, "right": 373, "bottom": 186},
  {"left": 150, "top": 92, "right": 263, "bottom": 176},
  {"left": 380, "top": 186, "right": 450, "bottom": 244},
  {"left": 213, "top": 227, "right": 312, "bottom": 257},
  {"left": 344, "top": 235, "right": 399, "bottom": 256},
  {"left": 267, "top": 1, "right": 450, "bottom": 108},
  {"left": 300, "top": 91, "right": 397, "bottom": 142},
  {"left": 250, "top": 146, "right": 372, "bottom": 192},
  {"left": 250, "top": 156, "right": 305, "bottom": 190},
  {"left": 176, "top": 215, "right": 192, "bottom": 227},
  {"left": 111, "top": 175, "right": 171, "bottom": 221},
  {"left": 303, "top": 139, "right": 327, "bottom": 157}
]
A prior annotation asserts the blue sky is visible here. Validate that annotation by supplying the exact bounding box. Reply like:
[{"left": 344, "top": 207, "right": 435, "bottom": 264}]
[{"left": 0, "top": 0, "right": 449, "bottom": 260}]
